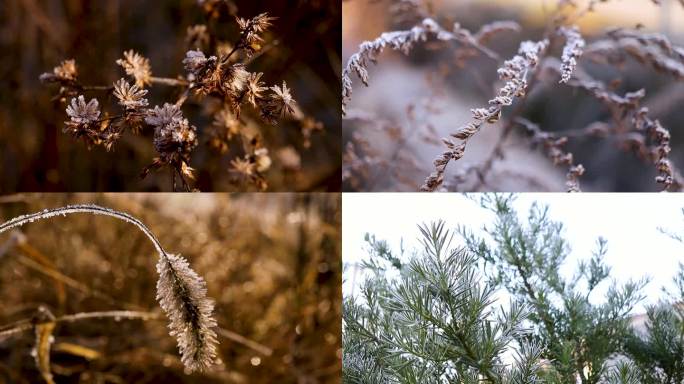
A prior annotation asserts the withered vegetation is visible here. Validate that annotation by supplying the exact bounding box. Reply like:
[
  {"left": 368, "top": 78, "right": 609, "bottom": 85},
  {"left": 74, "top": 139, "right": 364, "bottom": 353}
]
[
  {"left": 0, "top": 0, "right": 340, "bottom": 192},
  {"left": 0, "top": 194, "right": 341, "bottom": 383},
  {"left": 343, "top": 0, "right": 684, "bottom": 192}
]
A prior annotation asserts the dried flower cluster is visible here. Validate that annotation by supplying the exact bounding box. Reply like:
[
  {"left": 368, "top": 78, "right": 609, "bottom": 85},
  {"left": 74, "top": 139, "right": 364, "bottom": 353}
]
[
  {"left": 0, "top": 205, "right": 219, "bottom": 374},
  {"left": 343, "top": 0, "right": 684, "bottom": 192},
  {"left": 40, "top": 5, "right": 322, "bottom": 191}
]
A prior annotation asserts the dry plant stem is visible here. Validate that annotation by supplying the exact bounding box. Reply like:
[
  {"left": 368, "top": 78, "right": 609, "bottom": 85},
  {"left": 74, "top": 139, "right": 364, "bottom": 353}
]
[
  {"left": 216, "top": 327, "right": 273, "bottom": 357},
  {"left": 79, "top": 77, "right": 190, "bottom": 93},
  {"left": 0, "top": 205, "right": 218, "bottom": 373},
  {"left": 0, "top": 311, "right": 270, "bottom": 356},
  {"left": 421, "top": 38, "right": 549, "bottom": 191},
  {"left": 468, "top": 69, "right": 544, "bottom": 191},
  {"left": 0, "top": 311, "right": 159, "bottom": 341},
  {"left": 513, "top": 117, "right": 585, "bottom": 192},
  {"left": 14, "top": 252, "right": 142, "bottom": 309},
  {"left": 0, "top": 205, "right": 166, "bottom": 255},
  {"left": 342, "top": 18, "right": 510, "bottom": 113}
]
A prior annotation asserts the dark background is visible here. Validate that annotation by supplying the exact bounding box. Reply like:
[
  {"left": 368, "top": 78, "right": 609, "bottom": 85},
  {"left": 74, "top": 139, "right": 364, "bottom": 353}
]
[{"left": 0, "top": 0, "right": 341, "bottom": 192}]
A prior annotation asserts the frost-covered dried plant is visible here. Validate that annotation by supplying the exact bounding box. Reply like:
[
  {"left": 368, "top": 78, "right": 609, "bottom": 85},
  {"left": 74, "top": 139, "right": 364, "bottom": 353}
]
[
  {"left": 40, "top": 4, "right": 323, "bottom": 191},
  {"left": 0, "top": 205, "right": 219, "bottom": 373},
  {"left": 113, "top": 78, "right": 149, "bottom": 110},
  {"left": 514, "top": 117, "right": 585, "bottom": 191},
  {"left": 116, "top": 50, "right": 153, "bottom": 88},
  {"left": 342, "top": 17, "right": 504, "bottom": 114},
  {"left": 422, "top": 39, "right": 548, "bottom": 191},
  {"left": 343, "top": 0, "right": 684, "bottom": 192},
  {"left": 558, "top": 26, "right": 585, "bottom": 83}
]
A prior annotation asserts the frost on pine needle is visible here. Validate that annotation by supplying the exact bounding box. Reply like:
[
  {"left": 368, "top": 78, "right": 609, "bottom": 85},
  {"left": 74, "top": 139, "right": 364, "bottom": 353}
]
[
  {"left": 558, "top": 26, "right": 585, "bottom": 83},
  {"left": 0, "top": 205, "right": 219, "bottom": 373}
]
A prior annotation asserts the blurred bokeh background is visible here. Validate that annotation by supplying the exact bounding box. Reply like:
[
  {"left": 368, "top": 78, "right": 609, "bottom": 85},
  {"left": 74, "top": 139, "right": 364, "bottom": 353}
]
[
  {"left": 343, "top": 0, "right": 684, "bottom": 191},
  {"left": 0, "top": 0, "right": 341, "bottom": 192},
  {"left": 0, "top": 193, "right": 341, "bottom": 383}
]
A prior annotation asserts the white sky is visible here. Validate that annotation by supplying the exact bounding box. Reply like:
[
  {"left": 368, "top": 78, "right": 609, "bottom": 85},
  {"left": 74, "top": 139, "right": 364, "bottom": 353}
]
[{"left": 343, "top": 193, "right": 684, "bottom": 314}]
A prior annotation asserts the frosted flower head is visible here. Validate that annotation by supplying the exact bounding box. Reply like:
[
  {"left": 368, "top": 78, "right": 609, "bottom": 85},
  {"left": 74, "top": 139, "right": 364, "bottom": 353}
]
[
  {"left": 153, "top": 117, "right": 198, "bottom": 159},
  {"left": 182, "top": 49, "right": 217, "bottom": 77},
  {"left": 113, "top": 78, "right": 149, "bottom": 110},
  {"left": 236, "top": 13, "right": 274, "bottom": 34},
  {"left": 230, "top": 157, "right": 256, "bottom": 176},
  {"left": 40, "top": 59, "right": 78, "bottom": 83},
  {"left": 236, "top": 13, "right": 276, "bottom": 55},
  {"left": 116, "top": 50, "right": 152, "bottom": 88},
  {"left": 66, "top": 96, "right": 101, "bottom": 125},
  {"left": 145, "top": 103, "right": 183, "bottom": 127},
  {"left": 245, "top": 72, "right": 266, "bottom": 107},
  {"left": 224, "top": 64, "right": 250, "bottom": 93},
  {"left": 213, "top": 108, "right": 241, "bottom": 138},
  {"left": 271, "top": 82, "right": 295, "bottom": 111},
  {"left": 258, "top": 82, "right": 296, "bottom": 124}
]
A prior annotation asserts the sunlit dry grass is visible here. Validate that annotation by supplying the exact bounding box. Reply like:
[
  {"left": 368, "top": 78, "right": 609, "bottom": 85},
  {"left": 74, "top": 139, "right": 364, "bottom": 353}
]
[{"left": 0, "top": 193, "right": 341, "bottom": 383}]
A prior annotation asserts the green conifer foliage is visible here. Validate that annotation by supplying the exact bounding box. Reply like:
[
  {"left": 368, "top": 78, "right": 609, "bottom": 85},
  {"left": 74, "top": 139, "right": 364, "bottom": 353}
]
[
  {"left": 459, "top": 195, "right": 647, "bottom": 384},
  {"left": 343, "top": 221, "right": 545, "bottom": 383}
]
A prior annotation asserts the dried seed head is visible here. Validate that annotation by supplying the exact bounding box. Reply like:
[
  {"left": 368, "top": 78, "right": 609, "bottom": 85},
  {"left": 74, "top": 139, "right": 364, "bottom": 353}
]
[
  {"left": 183, "top": 50, "right": 217, "bottom": 79},
  {"left": 40, "top": 59, "right": 78, "bottom": 83},
  {"left": 230, "top": 157, "right": 256, "bottom": 176},
  {"left": 113, "top": 78, "right": 149, "bottom": 110},
  {"left": 224, "top": 64, "right": 250, "bottom": 94},
  {"left": 156, "top": 253, "right": 218, "bottom": 373},
  {"left": 153, "top": 117, "right": 198, "bottom": 159},
  {"left": 257, "top": 81, "right": 296, "bottom": 124},
  {"left": 237, "top": 13, "right": 274, "bottom": 34},
  {"left": 245, "top": 72, "right": 266, "bottom": 107},
  {"left": 236, "top": 13, "right": 275, "bottom": 55},
  {"left": 116, "top": 50, "right": 152, "bottom": 88},
  {"left": 145, "top": 103, "right": 183, "bottom": 128},
  {"left": 66, "top": 95, "right": 101, "bottom": 125}
]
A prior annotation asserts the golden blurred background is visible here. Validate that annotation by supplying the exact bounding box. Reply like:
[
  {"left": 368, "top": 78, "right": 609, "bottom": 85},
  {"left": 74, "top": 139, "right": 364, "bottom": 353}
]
[{"left": 0, "top": 193, "right": 341, "bottom": 383}]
